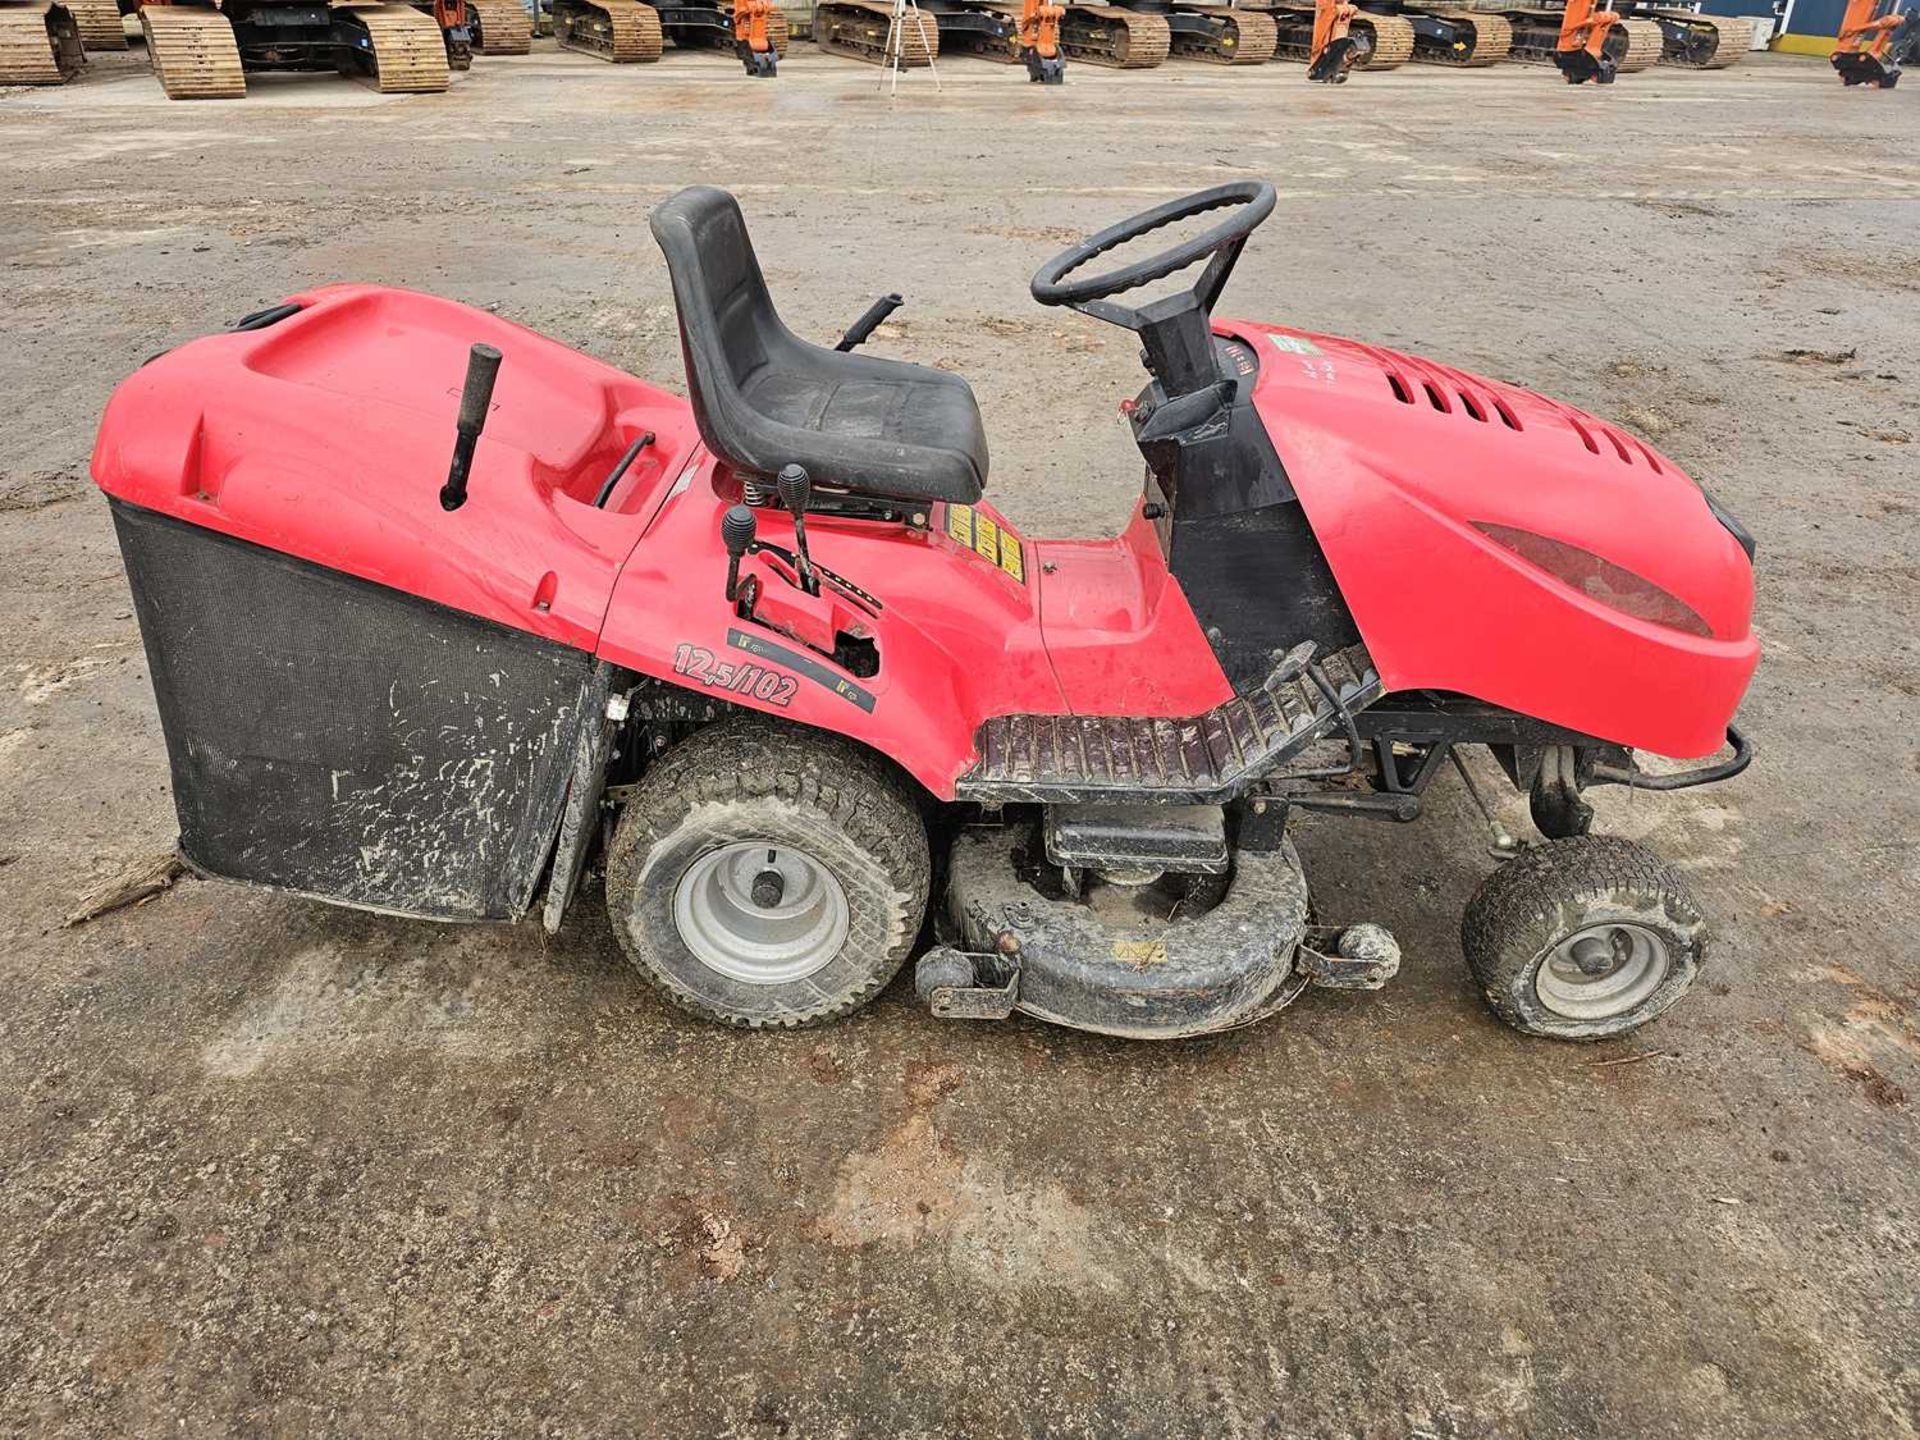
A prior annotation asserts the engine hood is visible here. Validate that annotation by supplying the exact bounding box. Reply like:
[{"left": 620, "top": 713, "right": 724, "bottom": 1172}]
[{"left": 1224, "top": 320, "right": 1758, "bottom": 758}]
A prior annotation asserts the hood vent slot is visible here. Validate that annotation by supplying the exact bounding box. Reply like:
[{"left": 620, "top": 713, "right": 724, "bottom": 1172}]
[
  {"left": 1566, "top": 413, "right": 1667, "bottom": 472},
  {"left": 1377, "top": 354, "right": 1525, "bottom": 432}
]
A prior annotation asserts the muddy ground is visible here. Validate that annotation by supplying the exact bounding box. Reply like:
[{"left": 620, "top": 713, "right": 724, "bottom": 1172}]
[{"left": 2, "top": 41, "right": 1917, "bottom": 1440}]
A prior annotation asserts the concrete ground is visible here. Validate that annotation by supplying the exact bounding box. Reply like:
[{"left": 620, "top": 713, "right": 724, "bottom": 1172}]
[{"left": 3, "top": 37, "right": 1917, "bottom": 1440}]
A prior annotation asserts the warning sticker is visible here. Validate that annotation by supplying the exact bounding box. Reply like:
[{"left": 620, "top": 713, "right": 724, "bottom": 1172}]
[
  {"left": 1267, "top": 334, "right": 1323, "bottom": 356},
  {"left": 945, "top": 504, "right": 1026, "bottom": 584}
]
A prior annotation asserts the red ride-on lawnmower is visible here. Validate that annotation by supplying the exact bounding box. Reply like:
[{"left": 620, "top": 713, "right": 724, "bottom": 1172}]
[{"left": 93, "top": 183, "right": 1758, "bottom": 1041}]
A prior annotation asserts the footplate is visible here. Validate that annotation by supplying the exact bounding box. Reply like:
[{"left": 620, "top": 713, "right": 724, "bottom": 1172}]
[{"left": 955, "top": 643, "right": 1380, "bottom": 805}]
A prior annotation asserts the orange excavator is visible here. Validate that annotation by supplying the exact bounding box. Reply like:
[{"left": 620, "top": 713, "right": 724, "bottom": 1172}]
[
  {"left": 1305, "top": 0, "right": 1359, "bottom": 79},
  {"left": 1019, "top": 0, "right": 1065, "bottom": 78},
  {"left": 1831, "top": 0, "right": 1902, "bottom": 86},
  {"left": 902, "top": 0, "right": 1064, "bottom": 78},
  {"left": 733, "top": 0, "right": 775, "bottom": 70},
  {"left": 1552, "top": 0, "right": 1617, "bottom": 80}
]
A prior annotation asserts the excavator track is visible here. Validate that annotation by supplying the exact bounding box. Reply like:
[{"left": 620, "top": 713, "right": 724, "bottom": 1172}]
[
  {"left": 1060, "top": 3, "right": 1169, "bottom": 64},
  {"left": 552, "top": 0, "right": 665, "bottom": 59},
  {"left": 1646, "top": 8, "right": 1746, "bottom": 67},
  {"left": 813, "top": 0, "right": 936, "bottom": 63},
  {"left": 335, "top": 2, "right": 452, "bottom": 89},
  {"left": 1163, "top": 3, "right": 1274, "bottom": 63},
  {"left": 1351, "top": 12, "right": 1412, "bottom": 64},
  {"left": 1258, "top": 4, "right": 1413, "bottom": 70},
  {"left": 1611, "top": 14, "right": 1659, "bottom": 68},
  {"left": 140, "top": 4, "right": 245, "bottom": 98},
  {"left": 0, "top": 0, "right": 84, "bottom": 83},
  {"left": 1403, "top": 5, "right": 1509, "bottom": 65},
  {"left": 66, "top": 0, "right": 124, "bottom": 48},
  {"left": 466, "top": 0, "right": 531, "bottom": 51}
]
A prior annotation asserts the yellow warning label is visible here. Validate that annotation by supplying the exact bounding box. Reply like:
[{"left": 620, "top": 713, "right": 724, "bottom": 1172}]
[
  {"left": 944, "top": 504, "right": 1025, "bottom": 585},
  {"left": 1112, "top": 939, "right": 1169, "bottom": 971},
  {"left": 974, "top": 513, "right": 999, "bottom": 564}
]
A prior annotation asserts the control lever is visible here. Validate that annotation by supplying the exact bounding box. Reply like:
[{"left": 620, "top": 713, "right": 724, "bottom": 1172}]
[
  {"left": 440, "top": 343, "right": 502, "bottom": 513},
  {"left": 722, "top": 504, "right": 757, "bottom": 604},
  {"left": 834, "top": 293, "right": 903, "bottom": 353},
  {"left": 776, "top": 464, "right": 820, "bottom": 597}
]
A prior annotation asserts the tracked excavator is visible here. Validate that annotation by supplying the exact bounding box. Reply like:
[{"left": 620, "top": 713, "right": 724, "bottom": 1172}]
[
  {"left": 1509, "top": 0, "right": 1749, "bottom": 69},
  {"left": 554, "top": 0, "right": 786, "bottom": 63},
  {"left": 915, "top": 0, "right": 1168, "bottom": 70},
  {"left": 0, "top": 0, "right": 85, "bottom": 82},
  {"left": 136, "top": 0, "right": 454, "bottom": 98},
  {"left": 1498, "top": 0, "right": 1661, "bottom": 75},
  {"left": 1260, "top": 0, "right": 1415, "bottom": 71},
  {"left": 910, "top": 0, "right": 1064, "bottom": 78},
  {"left": 1831, "top": 0, "right": 1901, "bottom": 85}
]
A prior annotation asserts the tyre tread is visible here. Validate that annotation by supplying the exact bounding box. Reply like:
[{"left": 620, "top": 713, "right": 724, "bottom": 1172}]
[
  {"left": 1461, "top": 835, "right": 1705, "bottom": 1040},
  {"left": 605, "top": 717, "right": 929, "bottom": 1030}
]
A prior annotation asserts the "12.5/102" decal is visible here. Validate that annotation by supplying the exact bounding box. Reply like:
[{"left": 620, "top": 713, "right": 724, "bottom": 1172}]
[{"left": 672, "top": 643, "right": 800, "bottom": 707}]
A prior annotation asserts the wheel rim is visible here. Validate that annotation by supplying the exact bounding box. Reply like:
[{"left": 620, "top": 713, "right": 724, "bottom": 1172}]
[
  {"left": 1534, "top": 922, "right": 1672, "bottom": 1021},
  {"left": 672, "top": 842, "right": 850, "bottom": 986}
]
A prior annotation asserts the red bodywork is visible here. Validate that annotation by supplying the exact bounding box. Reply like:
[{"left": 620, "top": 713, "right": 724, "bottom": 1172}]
[{"left": 93, "top": 284, "right": 1756, "bottom": 799}]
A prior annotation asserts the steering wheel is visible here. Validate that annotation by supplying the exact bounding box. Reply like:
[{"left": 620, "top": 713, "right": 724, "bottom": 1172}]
[{"left": 1030, "top": 181, "right": 1276, "bottom": 326}]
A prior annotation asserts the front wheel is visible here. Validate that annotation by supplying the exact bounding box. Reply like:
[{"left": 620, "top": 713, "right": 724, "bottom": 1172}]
[
  {"left": 1461, "top": 836, "right": 1706, "bottom": 1041},
  {"left": 605, "top": 717, "right": 930, "bottom": 1029}
]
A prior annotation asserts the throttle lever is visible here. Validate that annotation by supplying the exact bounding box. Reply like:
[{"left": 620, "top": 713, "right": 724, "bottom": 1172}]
[{"left": 441, "top": 343, "right": 502, "bottom": 512}]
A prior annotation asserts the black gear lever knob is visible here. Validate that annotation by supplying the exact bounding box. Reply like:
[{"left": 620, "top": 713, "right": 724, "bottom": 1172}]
[
  {"left": 722, "top": 503, "right": 757, "bottom": 558},
  {"left": 776, "top": 463, "right": 811, "bottom": 515},
  {"left": 722, "top": 503, "right": 756, "bottom": 602},
  {"left": 775, "top": 464, "right": 819, "bottom": 597}
]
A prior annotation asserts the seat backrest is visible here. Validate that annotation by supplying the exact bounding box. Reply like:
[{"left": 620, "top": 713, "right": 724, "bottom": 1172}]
[{"left": 649, "top": 186, "right": 785, "bottom": 474}]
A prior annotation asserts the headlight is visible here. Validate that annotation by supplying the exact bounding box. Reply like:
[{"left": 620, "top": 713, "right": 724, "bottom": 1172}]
[{"left": 1472, "top": 522, "right": 1714, "bottom": 639}]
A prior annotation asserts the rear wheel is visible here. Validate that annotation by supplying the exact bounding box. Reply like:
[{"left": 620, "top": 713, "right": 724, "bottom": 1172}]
[
  {"left": 605, "top": 717, "right": 930, "bottom": 1029},
  {"left": 1461, "top": 836, "right": 1705, "bottom": 1040}
]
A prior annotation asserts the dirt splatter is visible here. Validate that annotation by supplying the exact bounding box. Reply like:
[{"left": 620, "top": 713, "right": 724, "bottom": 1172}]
[
  {"left": 200, "top": 943, "right": 538, "bottom": 1078},
  {"left": 1774, "top": 347, "right": 1857, "bottom": 367},
  {"left": 820, "top": 1065, "right": 1117, "bottom": 1293},
  {"left": 696, "top": 1210, "right": 746, "bottom": 1280},
  {"left": 1799, "top": 974, "right": 1918, "bottom": 1110}
]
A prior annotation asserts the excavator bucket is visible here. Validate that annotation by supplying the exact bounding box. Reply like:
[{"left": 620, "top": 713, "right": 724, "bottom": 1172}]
[
  {"left": 1831, "top": 0, "right": 1902, "bottom": 86},
  {"left": 734, "top": 0, "right": 777, "bottom": 72},
  {"left": 1306, "top": 0, "right": 1356, "bottom": 78},
  {"left": 1019, "top": 0, "right": 1065, "bottom": 77},
  {"left": 1553, "top": 0, "right": 1617, "bottom": 81}
]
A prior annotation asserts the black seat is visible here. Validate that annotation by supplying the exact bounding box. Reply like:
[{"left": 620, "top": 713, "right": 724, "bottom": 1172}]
[{"left": 649, "top": 186, "right": 988, "bottom": 506}]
